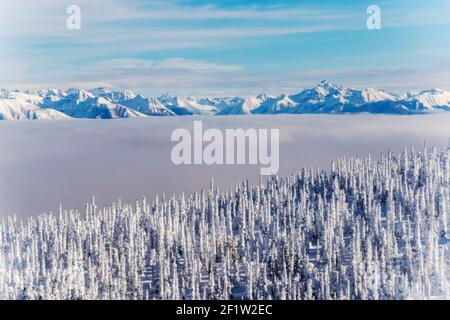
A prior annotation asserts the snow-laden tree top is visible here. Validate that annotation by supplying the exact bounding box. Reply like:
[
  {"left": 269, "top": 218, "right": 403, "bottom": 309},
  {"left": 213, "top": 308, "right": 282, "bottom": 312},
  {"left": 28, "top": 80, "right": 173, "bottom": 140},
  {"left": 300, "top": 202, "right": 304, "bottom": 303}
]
[{"left": 0, "top": 145, "right": 449, "bottom": 300}]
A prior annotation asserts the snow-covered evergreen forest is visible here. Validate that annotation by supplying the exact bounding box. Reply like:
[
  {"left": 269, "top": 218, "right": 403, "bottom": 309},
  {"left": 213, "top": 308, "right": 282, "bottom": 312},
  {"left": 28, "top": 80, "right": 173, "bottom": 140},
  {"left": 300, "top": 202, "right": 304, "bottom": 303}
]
[{"left": 0, "top": 145, "right": 449, "bottom": 300}]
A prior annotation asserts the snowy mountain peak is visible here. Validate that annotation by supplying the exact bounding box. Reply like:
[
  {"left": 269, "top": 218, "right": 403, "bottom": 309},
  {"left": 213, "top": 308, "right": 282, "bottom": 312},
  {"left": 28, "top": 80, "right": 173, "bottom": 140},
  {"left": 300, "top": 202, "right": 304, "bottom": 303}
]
[
  {"left": 317, "top": 80, "right": 342, "bottom": 90},
  {"left": 65, "top": 88, "right": 94, "bottom": 102},
  {"left": 1, "top": 82, "right": 450, "bottom": 120},
  {"left": 88, "top": 87, "right": 112, "bottom": 95},
  {"left": 419, "top": 88, "right": 444, "bottom": 95},
  {"left": 406, "top": 89, "right": 450, "bottom": 110},
  {"left": 158, "top": 92, "right": 175, "bottom": 101}
]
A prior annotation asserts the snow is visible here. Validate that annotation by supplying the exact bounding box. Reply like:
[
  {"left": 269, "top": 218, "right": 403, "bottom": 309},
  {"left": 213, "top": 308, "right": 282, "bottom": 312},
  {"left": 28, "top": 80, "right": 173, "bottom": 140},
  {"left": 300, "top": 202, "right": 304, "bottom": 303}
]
[
  {"left": 120, "top": 95, "right": 175, "bottom": 116},
  {"left": 215, "top": 95, "right": 270, "bottom": 115},
  {"left": 253, "top": 95, "right": 298, "bottom": 114},
  {"left": 159, "top": 95, "right": 220, "bottom": 115},
  {"left": 1, "top": 113, "right": 449, "bottom": 218},
  {"left": 0, "top": 111, "right": 448, "bottom": 300},
  {"left": 406, "top": 89, "right": 450, "bottom": 110},
  {"left": 0, "top": 94, "right": 70, "bottom": 120},
  {"left": 1, "top": 82, "right": 450, "bottom": 120},
  {"left": 43, "top": 94, "right": 148, "bottom": 119},
  {"left": 0, "top": 145, "right": 448, "bottom": 300}
]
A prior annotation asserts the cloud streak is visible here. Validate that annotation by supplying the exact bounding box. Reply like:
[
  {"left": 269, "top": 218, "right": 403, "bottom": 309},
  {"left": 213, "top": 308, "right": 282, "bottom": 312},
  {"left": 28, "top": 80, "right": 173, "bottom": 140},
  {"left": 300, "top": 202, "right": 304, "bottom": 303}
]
[{"left": 1, "top": 0, "right": 450, "bottom": 95}]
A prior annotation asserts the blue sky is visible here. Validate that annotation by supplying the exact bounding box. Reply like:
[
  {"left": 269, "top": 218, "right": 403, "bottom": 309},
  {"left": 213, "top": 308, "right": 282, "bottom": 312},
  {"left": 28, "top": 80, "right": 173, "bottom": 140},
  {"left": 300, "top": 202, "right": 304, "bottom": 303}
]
[{"left": 1, "top": 0, "right": 450, "bottom": 96}]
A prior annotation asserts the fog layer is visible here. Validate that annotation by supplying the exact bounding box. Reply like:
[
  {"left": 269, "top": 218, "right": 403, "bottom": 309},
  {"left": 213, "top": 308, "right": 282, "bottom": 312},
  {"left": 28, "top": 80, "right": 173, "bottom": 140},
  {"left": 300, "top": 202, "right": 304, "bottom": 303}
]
[{"left": 0, "top": 114, "right": 449, "bottom": 217}]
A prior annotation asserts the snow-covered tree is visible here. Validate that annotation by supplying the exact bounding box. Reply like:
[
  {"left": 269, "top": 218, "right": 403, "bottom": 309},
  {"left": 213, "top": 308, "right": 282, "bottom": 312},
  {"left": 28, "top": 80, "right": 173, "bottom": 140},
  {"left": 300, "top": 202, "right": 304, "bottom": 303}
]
[{"left": 0, "top": 145, "right": 449, "bottom": 300}]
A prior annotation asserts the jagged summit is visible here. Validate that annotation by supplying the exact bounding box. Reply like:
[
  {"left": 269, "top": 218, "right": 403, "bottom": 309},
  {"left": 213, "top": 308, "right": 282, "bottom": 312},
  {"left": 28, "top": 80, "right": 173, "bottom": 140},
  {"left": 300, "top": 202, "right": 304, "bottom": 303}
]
[
  {"left": 317, "top": 80, "right": 342, "bottom": 89},
  {"left": 1, "top": 82, "right": 450, "bottom": 120}
]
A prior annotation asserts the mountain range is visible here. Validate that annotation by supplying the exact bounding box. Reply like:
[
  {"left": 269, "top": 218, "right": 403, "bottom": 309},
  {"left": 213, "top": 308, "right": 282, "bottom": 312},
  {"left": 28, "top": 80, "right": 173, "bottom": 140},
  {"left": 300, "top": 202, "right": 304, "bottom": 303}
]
[{"left": 1, "top": 81, "right": 450, "bottom": 120}]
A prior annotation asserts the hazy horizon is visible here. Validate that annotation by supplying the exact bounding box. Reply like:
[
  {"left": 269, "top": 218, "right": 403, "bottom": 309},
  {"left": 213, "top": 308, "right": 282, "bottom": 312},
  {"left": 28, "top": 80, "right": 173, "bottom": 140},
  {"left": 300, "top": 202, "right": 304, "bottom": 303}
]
[
  {"left": 2, "top": 0, "right": 450, "bottom": 96},
  {"left": 3, "top": 80, "right": 449, "bottom": 99},
  {"left": 1, "top": 113, "right": 449, "bottom": 217}
]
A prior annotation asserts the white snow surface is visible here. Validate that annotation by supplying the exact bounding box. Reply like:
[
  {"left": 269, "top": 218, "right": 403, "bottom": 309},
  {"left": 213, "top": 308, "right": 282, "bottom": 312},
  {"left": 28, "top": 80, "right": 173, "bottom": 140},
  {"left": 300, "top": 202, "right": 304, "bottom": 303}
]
[
  {"left": 2, "top": 81, "right": 450, "bottom": 120},
  {"left": 0, "top": 145, "right": 449, "bottom": 300}
]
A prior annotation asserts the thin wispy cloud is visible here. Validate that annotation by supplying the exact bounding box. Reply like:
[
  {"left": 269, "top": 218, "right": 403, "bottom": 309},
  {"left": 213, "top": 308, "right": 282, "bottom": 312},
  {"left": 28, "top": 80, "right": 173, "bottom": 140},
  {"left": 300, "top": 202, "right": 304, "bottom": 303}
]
[
  {"left": 1, "top": 0, "right": 450, "bottom": 95},
  {"left": 93, "top": 58, "right": 242, "bottom": 72}
]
